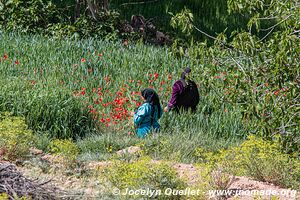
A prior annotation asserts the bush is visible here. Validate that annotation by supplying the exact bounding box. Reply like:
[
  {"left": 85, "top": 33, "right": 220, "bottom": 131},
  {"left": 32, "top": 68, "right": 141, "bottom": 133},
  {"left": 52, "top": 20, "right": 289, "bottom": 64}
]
[
  {"left": 215, "top": 135, "right": 300, "bottom": 189},
  {"left": 74, "top": 11, "right": 120, "bottom": 39},
  {"left": 0, "top": 112, "right": 35, "bottom": 161},
  {"left": 48, "top": 139, "right": 79, "bottom": 162},
  {"left": 101, "top": 157, "right": 186, "bottom": 199},
  {"left": 0, "top": 193, "right": 9, "bottom": 200},
  {"left": 0, "top": 0, "right": 61, "bottom": 33}
]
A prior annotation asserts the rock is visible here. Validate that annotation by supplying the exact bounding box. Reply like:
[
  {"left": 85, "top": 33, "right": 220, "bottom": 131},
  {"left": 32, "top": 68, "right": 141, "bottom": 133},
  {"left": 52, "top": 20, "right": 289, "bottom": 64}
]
[
  {"left": 116, "top": 146, "right": 141, "bottom": 156},
  {"left": 29, "top": 147, "right": 43, "bottom": 155},
  {"left": 86, "top": 161, "right": 110, "bottom": 170}
]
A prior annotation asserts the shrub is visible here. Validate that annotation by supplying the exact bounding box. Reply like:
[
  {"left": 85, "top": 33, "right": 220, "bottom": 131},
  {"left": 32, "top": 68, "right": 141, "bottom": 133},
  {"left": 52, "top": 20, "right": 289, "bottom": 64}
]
[
  {"left": 0, "top": 0, "right": 122, "bottom": 39},
  {"left": 0, "top": 0, "right": 61, "bottom": 33},
  {"left": 0, "top": 193, "right": 28, "bottom": 200},
  {"left": 0, "top": 193, "right": 8, "bottom": 200},
  {"left": 0, "top": 112, "right": 35, "bottom": 161},
  {"left": 215, "top": 135, "right": 300, "bottom": 189},
  {"left": 74, "top": 11, "right": 120, "bottom": 39},
  {"left": 101, "top": 157, "right": 186, "bottom": 199},
  {"left": 48, "top": 139, "right": 79, "bottom": 163}
]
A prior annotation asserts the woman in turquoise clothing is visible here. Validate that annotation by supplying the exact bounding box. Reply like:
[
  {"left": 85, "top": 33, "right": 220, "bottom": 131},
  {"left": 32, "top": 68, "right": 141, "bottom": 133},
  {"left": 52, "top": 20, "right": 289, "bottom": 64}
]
[{"left": 134, "top": 88, "right": 163, "bottom": 138}]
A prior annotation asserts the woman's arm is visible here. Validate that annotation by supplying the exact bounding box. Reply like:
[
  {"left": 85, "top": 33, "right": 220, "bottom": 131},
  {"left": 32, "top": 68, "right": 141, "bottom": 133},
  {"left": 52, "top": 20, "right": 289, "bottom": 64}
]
[
  {"left": 167, "top": 81, "right": 182, "bottom": 110},
  {"left": 134, "top": 104, "right": 148, "bottom": 126}
]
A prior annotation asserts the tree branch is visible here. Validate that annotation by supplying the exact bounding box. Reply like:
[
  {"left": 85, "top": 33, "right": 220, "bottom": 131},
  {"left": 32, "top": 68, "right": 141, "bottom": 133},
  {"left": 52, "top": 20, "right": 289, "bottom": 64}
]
[{"left": 120, "top": 0, "right": 159, "bottom": 7}]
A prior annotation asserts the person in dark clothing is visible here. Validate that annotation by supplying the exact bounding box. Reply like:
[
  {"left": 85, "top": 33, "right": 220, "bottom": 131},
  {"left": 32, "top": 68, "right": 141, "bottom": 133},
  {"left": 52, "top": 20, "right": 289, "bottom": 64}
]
[
  {"left": 164, "top": 67, "right": 199, "bottom": 113},
  {"left": 134, "top": 88, "right": 163, "bottom": 138}
]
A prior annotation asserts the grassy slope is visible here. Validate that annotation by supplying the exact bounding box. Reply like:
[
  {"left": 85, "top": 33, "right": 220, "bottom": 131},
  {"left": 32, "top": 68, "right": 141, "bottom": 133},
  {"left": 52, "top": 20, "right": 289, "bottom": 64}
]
[{"left": 0, "top": 33, "right": 247, "bottom": 162}]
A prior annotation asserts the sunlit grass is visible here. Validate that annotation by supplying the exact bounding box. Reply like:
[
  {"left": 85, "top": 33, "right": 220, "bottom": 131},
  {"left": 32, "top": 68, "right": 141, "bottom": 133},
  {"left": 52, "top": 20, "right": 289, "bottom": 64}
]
[{"left": 0, "top": 32, "right": 249, "bottom": 161}]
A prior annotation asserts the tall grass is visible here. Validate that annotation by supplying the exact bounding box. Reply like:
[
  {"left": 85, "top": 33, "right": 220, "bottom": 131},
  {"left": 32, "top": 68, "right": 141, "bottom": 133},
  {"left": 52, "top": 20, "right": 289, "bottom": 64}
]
[{"left": 0, "top": 32, "right": 248, "bottom": 156}]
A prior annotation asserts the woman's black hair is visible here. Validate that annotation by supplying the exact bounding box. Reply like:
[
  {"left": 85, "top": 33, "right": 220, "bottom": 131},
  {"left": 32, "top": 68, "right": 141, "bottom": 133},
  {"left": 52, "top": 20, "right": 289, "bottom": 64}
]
[{"left": 141, "top": 88, "right": 162, "bottom": 116}]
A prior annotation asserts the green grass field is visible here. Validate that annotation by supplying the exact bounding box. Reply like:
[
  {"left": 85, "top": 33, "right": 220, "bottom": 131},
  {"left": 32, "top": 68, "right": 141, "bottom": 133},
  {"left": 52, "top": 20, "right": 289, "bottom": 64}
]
[{"left": 0, "top": 32, "right": 249, "bottom": 162}]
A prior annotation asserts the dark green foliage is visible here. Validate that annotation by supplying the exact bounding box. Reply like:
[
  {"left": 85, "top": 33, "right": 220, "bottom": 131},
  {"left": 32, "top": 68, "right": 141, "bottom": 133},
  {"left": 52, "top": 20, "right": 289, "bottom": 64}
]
[
  {"left": 0, "top": 0, "right": 61, "bottom": 33},
  {"left": 73, "top": 11, "right": 121, "bottom": 38},
  {"left": 0, "top": 0, "right": 252, "bottom": 41},
  {"left": 110, "top": 0, "right": 249, "bottom": 39},
  {"left": 0, "top": 0, "right": 122, "bottom": 39}
]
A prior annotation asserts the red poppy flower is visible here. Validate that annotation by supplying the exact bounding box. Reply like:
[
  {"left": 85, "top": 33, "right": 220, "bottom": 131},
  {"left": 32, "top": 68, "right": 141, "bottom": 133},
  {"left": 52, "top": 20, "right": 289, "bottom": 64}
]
[
  {"left": 90, "top": 109, "right": 98, "bottom": 114},
  {"left": 116, "top": 92, "right": 123, "bottom": 97},
  {"left": 98, "top": 53, "right": 103, "bottom": 57},
  {"left": 3, "top": 54, "right": 8, "bottom": 60},
  {"left": 14, "top": 60, "right": 20, "bottom": 65},
  {"left": 81, "top": 58, "right": 86, "bottom": 62},
  {"left": 154, "top": 73, "right": 159, "bottom": 78}
]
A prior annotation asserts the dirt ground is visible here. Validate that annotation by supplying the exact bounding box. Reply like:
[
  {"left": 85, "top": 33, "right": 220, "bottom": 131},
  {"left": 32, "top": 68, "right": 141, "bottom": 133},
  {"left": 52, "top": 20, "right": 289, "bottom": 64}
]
[{"left": 1, "top": 147, "right": 299, "bottom": 200}]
